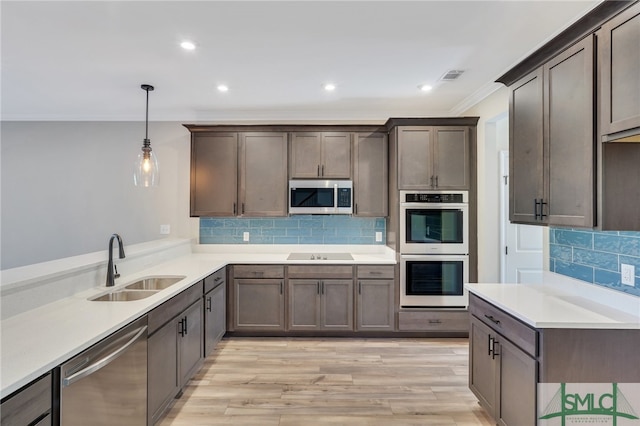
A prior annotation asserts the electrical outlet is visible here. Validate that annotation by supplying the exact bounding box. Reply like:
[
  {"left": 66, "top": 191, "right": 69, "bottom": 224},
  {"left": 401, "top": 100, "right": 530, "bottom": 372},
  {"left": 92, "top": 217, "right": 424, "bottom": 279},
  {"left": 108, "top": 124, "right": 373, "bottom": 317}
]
[
  {"left": 375, "top": 232, "right": 383, "bottom": 242},
  {"left": 243, "top": 232, "right": 250, "bottom": 242},
  {"left": 160, "top": 224, "right": 170, "bottom": 235},
  {"left": 621, "top": 263, "right": 635, "bottom": 286}
]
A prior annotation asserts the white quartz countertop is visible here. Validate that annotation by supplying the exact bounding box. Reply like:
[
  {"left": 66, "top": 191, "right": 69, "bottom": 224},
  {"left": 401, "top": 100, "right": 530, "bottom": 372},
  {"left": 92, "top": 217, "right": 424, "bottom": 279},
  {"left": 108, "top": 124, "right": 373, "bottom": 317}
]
[
  {"left": 0, "top": 245, "right": 395, "bottom": 397},
  {"left": 466, "top": 277, "right": 640, "bottom": 329}
]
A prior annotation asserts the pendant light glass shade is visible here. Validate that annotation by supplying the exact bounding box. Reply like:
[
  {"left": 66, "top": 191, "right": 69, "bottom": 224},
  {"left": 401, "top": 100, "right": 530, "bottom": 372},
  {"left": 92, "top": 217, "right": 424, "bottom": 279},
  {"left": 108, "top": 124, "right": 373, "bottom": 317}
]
[{"left": 134, "top": 84, "right": 159, "bottom": 187}]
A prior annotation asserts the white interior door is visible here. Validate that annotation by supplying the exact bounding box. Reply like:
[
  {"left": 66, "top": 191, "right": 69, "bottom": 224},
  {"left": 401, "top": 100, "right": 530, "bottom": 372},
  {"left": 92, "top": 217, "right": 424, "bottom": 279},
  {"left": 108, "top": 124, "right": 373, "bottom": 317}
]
[{"left": 500, "top": 151, "right": 543, "bottom": 284}]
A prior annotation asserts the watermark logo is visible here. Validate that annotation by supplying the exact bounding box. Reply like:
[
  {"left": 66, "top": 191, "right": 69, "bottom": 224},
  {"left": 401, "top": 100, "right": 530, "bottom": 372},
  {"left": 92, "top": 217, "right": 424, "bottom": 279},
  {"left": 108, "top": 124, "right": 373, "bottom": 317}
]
[{"left": 539, "top": 383, "right": 640, "bottom": 425}]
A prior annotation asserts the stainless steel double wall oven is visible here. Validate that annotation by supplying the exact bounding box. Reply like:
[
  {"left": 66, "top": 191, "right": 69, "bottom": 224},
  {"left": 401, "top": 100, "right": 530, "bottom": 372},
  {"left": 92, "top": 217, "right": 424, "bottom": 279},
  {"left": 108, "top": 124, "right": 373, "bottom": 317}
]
[{"left": 399, "top": 190, "right": 469, "bottom": 308}]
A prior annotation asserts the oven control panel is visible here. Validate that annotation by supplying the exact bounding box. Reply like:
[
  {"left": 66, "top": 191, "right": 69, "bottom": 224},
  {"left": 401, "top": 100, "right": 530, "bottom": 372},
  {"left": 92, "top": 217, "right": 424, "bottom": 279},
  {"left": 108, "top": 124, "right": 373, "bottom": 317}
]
[{"left": 404, "top": 193, "right": 464, "bottom": 203}]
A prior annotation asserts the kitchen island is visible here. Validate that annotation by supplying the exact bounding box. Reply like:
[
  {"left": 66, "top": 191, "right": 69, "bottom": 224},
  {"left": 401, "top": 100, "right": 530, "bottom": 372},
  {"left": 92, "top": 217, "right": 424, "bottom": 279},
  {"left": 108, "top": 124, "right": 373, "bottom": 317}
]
[{"left": 466, "top": 277, "right": 640, "bottom": 426}]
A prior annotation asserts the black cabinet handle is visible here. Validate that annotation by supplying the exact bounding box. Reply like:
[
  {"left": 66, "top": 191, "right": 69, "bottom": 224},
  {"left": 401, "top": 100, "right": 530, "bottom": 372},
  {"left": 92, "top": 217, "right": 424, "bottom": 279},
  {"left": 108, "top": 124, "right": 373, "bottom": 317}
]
[
  {"left": 233, "top": 203, "right": 237, "bottom": 215},
  {"left": 183, "top": 316, "right": 188, "bottom": 336},
  {"left": 491, "top": 338, "right": 499, "bottom": 359},
  {"left": 178, "top": 318, "right": 185, "bottom": 337},
  {"left": 540, "top": 199, "right": 548, "bottom": 218},
  {"left": 435, "top": 176, "right": 439, "bottom": 187},
  {"left": 534, "top": 199, "right": 539, "bottom": 219},
  {"left": 321, "top": 281, "right": 324, "bottom": 294},
  {"left": 321, "top": 165, "right": 324, "bottom": 176},
  {"left": 317, "top": 165, "right": 320, "bottom": 176},
  {"left": 207, "top": 296, "right": 212, "bottom": 312},
  {"left": 430, "top": 176, "right": 434, "bottom": 187},
  {"left": 358, "top": 281, "right": 361, "bottom": 294},
  {"left": 428, "top": 319, "right": 442, "bottom": 324},
  {"left": 280, "top": 281, "right": 283, "bottom": 295},
  {"left": 242, "top": 203, "right": 245, "bottom": 214},
  {"left": 214, "top": 276, "right": 222, "bottom": 283},
  {"left": 484, "top": 314, "right": 500, "bottom": 325}
]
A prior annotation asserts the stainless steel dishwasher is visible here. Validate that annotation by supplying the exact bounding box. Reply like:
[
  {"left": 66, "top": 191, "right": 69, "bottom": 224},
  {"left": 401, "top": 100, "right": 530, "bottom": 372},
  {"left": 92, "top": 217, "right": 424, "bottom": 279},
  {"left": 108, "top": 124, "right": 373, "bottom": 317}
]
[{"left": 60, "top": 317, "right": 147, "bottom": 426}]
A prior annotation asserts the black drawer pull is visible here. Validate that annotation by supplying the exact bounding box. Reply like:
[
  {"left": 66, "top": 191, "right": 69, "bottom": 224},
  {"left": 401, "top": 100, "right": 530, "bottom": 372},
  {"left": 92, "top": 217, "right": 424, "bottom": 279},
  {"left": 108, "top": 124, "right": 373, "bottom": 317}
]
[
  {"left": 484, "top": 314, "right": 501, "bottom": 325},
  {"left": 491, "top": 338, "right": 500, "bottom": 359},
  {"left": 428, "top": 319, "right": 442, "bottom": 324},
  {"left": 206, "top": 296, "right": 212, "bottom": 312}
]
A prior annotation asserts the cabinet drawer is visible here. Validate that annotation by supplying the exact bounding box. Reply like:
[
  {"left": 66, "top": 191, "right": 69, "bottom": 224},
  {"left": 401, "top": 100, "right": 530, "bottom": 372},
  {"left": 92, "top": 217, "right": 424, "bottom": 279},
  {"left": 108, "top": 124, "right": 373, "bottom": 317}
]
[
  {"left": 204, "top": 267, "right": 226, "bottom": 293},
  {"left": 1, "top": 373, "right": 51, "bottom": 426},
  {"left": 148, "top": 282, "right": 204, "bottom": 334},
  {"left": 233, "top": 265, "right": 284, "bottom": 279},
  {"left": 288, "top": 265, "right": 353, "bottom": 279},
  {"left": 398, "top": 310, "right": 469, "bottom": 332},
  {"left": 357, "top": 265, "right": 395, "bottom": 279},
  {"left": 469, "top": 293, "right": 537, "bottom": 357}
]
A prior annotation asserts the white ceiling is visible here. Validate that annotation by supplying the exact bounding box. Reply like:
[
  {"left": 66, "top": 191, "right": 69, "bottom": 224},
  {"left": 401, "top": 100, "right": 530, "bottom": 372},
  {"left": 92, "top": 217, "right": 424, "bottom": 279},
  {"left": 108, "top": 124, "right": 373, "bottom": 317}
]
[{"left": 1, "top": 0, "right": 600, "bottom": 122}]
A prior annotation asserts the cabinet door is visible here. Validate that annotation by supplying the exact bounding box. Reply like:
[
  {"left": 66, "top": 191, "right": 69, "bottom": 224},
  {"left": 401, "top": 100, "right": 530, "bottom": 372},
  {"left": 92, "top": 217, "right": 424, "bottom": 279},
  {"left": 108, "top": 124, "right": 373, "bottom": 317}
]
[
  {"left": 545, "top": 36, "right": 595, "bottom": 227},
  {"left": 1, "top": 374, "right": 51, "bottom": 426},
  {"left": 496, "top": 337, "right": 537, "bottom": 426},
  {"left": 321, "top": 132, "right": 352, "bottom": 178},
  {"left": 148, "top": 320, "right": 179, "bottom": 424},
  {"left": 234, "top": 279, "right": 285, "bottom": 330},
  {"left": 599, "top": 3, "right": 640, "bottom": 136},
  {"left": 190, "top": 133, "right": 238, "bottom": 217},
  {"left": 397, "top": 127, "right": 434, "bottom": 189},
  {"left": 239, "top": 132, "right": 288, "bottom": 217},
  {"left": 288, "top": 279, "right": 321, "bottom": 330},
  {"left": 204, "top": 283, "right": 226, "bottom": 356},
  {"left": 433, "top": 127, "right": 469, "bottom": 190},
  {"left": 469, "top": 316, "right": 497, "bottom": 418},
  {"left": 321, "top": 280, "right": 353, "bottom": 330},
  {"left": 509, "top": 69, "right": 544, "bottom": 224},
  {"left": 290, "top": 132, "right": 322, "bottom": 178},
  {"left": 353, "top": 132, "right": 388, "bottom": 217},
  {"left": 179, "top": 300, "right": 204, "bottom": 387},
  {"left": 356, "top": 279, "right": 394, "bottom": 331}
]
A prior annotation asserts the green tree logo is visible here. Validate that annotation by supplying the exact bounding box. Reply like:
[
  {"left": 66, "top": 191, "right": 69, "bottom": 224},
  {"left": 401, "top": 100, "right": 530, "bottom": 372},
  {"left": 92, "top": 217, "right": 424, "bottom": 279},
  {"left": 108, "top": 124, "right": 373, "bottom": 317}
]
[{"left": 540, "top": 383, "right": 639, "bottom": 425}]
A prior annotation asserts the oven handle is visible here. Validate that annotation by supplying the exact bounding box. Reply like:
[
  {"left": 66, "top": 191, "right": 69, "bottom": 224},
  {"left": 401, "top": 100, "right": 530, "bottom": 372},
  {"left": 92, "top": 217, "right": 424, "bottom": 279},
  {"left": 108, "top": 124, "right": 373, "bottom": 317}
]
[
  {"left": 334, "top": 184, "right": 338, "bottom": 213},
  {"left": 400, "top": 203, "right": 468, "bottom": 209}
]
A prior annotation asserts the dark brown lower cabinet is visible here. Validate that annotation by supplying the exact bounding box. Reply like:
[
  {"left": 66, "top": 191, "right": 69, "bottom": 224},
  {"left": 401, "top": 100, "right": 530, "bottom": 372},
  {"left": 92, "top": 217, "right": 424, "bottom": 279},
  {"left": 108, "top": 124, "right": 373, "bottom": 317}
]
[
  {"left": 1, "top": 373, "right": 52, "bottom": 426},
  {"left": 147, "top": 285, "right": 204, "bottom": 425},
  {"left": 469, "top": 311, "right": 537, "bottom": 426}
]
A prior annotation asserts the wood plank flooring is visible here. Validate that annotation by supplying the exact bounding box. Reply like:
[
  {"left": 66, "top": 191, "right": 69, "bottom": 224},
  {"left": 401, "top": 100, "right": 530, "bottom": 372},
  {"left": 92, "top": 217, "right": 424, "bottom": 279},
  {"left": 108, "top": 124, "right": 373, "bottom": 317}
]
[{"left": 158, "top": 337, "right": 493, "bottom": 426}]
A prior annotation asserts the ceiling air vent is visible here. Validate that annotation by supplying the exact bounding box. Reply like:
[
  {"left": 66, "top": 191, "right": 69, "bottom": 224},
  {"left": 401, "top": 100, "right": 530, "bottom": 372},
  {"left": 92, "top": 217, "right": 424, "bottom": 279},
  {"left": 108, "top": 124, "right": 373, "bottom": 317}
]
[{"left": 440, "top": 70, "right": 464, "bottom": 81}]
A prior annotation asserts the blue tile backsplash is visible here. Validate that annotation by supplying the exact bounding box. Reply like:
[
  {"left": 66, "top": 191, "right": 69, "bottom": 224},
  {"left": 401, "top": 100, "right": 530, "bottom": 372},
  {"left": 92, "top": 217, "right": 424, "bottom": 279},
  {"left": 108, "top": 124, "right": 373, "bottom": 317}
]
[
  {"left": 200, "top": 215, "right": 386, "bottom": 245},
  {"left": 549, "top": 227, "right": 640, "bottom": 297}
]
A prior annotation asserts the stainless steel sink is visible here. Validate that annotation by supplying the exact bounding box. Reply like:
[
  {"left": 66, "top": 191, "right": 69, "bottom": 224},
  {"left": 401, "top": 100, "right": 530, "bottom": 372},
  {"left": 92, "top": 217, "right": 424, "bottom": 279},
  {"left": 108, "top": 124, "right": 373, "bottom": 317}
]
[
  {"left": 124, "top": 275, "right": 186, "bottom": 290},
  {"left": 90, "top": 290, "right": 159, "bottom": 302}
]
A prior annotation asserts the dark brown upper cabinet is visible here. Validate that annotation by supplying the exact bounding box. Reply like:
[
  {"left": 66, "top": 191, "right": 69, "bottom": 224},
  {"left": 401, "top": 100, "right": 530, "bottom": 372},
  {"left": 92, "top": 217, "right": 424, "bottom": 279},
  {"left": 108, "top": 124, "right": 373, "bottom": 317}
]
[
  {"left": 599, "top": 2, "right": 640, "bottom": 141},
  {"left": 509, "top": 35, "right": 595, "bottom": 228},
  {"left": 396, "top": 126, "right": 470, "bottom": 190},
  {"left": 190, "top": 132, "right": 287, "bottom": 217},
  {"left": 353, "top": 132, "right": 388, "bottom": 217},
  {"left": 289, "top": 132, "right": 352, "bottom": 179}
]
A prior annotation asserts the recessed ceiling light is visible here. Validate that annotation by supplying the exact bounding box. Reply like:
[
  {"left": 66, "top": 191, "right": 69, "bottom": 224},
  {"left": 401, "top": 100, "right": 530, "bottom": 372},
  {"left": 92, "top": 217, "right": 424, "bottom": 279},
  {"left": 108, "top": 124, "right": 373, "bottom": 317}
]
[
  {"left": 323, "top": 83, "right": 336, "bottom": 92},
  {"left": 217, "top": 84, "right": 229, "bottom": 92},
  {"left": 418, "top": 84, "right": 433, "bottom": 92},
  {"left": 180, "top": 41, "right": 196, "bottom": 51}
]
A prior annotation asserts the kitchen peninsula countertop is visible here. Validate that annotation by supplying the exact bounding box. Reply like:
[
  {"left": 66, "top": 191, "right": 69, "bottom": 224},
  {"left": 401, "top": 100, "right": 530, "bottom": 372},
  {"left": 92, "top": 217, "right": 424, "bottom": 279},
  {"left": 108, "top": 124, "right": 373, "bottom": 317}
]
[
  {"left": 0, "top": 243, "right": 395, "bottom": 397},
  {"left": 466, "top": 273, "right": 640, "bottom": 329}
]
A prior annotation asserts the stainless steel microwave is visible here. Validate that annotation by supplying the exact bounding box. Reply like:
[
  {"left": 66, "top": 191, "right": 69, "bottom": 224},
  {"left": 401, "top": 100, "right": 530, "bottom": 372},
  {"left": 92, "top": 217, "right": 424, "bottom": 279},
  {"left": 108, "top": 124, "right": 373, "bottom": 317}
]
[{"left": 288, "top": 180, "right": 353, "bottom": 215}]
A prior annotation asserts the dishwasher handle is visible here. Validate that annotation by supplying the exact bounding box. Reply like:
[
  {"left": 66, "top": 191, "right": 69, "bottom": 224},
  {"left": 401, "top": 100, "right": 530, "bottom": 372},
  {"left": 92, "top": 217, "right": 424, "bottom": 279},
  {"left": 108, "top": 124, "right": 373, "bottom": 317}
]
[{"left": 62, "top": 325, "right": 147, "bottom": 388}]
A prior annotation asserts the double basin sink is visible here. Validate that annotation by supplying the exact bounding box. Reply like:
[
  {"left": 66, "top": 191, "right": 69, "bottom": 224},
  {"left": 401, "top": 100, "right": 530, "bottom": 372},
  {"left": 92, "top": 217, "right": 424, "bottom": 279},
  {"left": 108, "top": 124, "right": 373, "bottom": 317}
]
[{"left": 90, "top": 276, "right": 186, "bottom": 302}]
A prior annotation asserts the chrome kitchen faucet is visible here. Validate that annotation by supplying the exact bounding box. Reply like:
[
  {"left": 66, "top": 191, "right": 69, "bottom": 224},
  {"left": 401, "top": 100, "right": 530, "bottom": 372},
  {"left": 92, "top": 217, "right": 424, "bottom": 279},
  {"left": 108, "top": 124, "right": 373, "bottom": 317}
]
[{"left": 106, "top": 233, "right": 126, "bottom": 286}]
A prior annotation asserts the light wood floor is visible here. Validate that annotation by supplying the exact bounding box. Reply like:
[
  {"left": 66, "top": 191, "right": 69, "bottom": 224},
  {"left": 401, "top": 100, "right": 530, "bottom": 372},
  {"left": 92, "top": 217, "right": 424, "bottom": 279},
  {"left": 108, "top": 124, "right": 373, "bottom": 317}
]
[{"left": 158, "top": 337, "right": 494, "bottom": 426}]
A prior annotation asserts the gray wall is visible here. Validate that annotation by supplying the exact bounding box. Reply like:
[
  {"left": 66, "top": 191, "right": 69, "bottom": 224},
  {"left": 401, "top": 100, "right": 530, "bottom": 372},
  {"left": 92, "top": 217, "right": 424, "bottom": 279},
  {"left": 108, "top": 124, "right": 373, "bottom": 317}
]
[{"left": 1, "top": 121, "right": 195, "bottom": 269}]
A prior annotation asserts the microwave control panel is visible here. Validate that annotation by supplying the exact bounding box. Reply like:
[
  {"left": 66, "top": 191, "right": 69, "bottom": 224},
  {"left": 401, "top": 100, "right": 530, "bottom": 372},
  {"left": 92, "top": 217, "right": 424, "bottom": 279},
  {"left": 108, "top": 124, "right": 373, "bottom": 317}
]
[{"left": 337, "top": 188, "right": 352, "bottom": 207}]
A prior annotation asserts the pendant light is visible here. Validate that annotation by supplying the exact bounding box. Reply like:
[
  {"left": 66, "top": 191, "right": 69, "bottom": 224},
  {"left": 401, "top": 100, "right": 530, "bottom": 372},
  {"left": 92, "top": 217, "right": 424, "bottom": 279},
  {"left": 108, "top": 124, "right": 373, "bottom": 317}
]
[{"left": 134, "top": 84, "right": 159, "bottom": 187}]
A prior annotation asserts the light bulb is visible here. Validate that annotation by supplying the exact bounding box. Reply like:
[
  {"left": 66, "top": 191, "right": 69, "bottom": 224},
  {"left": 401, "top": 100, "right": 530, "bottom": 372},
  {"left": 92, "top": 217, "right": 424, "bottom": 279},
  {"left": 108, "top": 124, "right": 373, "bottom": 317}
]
[{"left": 143, "top": 157, "right": 151, "bottom": 172}]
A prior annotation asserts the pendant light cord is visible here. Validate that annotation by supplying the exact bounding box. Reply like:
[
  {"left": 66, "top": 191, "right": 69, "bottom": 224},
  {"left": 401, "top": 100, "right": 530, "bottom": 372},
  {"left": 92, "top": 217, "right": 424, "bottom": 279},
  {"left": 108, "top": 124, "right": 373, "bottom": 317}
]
[{"left": 141, "top": 84, "right": 154, "bottom": 147}]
